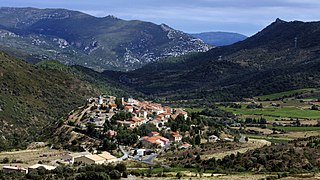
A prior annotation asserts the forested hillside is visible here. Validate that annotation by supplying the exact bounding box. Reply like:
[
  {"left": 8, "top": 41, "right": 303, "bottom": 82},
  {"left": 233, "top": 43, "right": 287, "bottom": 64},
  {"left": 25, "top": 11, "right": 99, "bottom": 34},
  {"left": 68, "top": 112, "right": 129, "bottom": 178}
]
[
  {"left": 0, "top": 52, "right": 135, "bottom": 150},
  {"left": 108, "top": 19, "right": 320, "bottom": 102}
]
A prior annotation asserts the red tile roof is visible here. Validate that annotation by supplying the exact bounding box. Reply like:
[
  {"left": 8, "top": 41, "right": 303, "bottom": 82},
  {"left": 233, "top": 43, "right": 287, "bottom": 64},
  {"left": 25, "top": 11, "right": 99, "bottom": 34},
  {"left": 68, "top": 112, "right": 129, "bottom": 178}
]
[{"left": 142, "top": 135, "right": 169, "bottom": 144}]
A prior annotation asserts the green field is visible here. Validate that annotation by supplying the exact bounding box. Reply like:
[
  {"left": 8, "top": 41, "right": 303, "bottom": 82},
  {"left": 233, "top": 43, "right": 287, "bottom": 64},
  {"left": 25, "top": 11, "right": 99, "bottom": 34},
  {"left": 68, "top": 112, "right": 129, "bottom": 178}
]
[
  {"left": 256, "top": 88, "right": 317, "bottom": 101},
  {"left": 266, "top": 126, "right": 320, "bottom": 132},
  {"left": 221, "top": 106, "right": 320, "bottom": 120}
]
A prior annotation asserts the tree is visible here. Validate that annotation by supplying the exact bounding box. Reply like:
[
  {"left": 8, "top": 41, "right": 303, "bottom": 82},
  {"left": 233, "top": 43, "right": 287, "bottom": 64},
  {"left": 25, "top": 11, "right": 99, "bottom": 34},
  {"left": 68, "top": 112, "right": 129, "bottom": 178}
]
[
  {"left": 176, "top": 172, "right": 183, "bottom": 179},
  {"left": 311, "top": 105, "right": 319, "bottom": 110},
  {"left": 1, "top": 157, "right": 9, "bottom": 163},
  {"left": 137, "top": 124, "right": 157, "bottom": 136},
  {"left": 102, "top": 139, "right": 117, "bottom": 151},
  {"left": 195, "top": 154, "right": 201, "bottom": 162},
  {"left": 233, "top": 136, "right": 239, "bottom": 142},
  {"left": 115, "top": 163, "right": 127, "bottom": 173},
  {"left": 36, "top": 166, "right": 47, "bottom": 176},
  {"left": 259, "top": 118, "right": 267, "bottom": 124},
  {"left": 109, "top": 170, "right": 121, "bottom": 179},
  {"left": 116, "top": 128, "right": 138, "bottom": 146},
  {"left": 115, "top": 98, "right": 124, "bottom": 110},
  {"left": 76, "top": 172, "right": 110, "bottom": 180},
  {"left": 26, "top": 169, "right": 40, "bottom": 179},
  {"left": 86, "top": 123, "right": 99, "bottom": 138},
  {"left": 122, "top": 171, "right": 129, "bottom": 178},
  {"left": 71, "top": 140, "right": 78, "bottom": 146},
  {"left": 195, "top": 135, "right": 201, "bottom": 145}
]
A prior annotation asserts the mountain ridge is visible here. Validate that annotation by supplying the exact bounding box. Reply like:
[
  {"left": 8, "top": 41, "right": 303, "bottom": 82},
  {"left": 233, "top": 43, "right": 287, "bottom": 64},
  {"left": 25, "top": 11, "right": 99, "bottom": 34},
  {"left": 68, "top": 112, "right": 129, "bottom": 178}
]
[
  {"left": 191, "top": 31, "right": 247, "bottom": 46},
  {"left": 105, "top": 19, "right": 320, "bottom": 102},
  {"left": 0, "top": 7, "right": 211, "bottom": 71}
]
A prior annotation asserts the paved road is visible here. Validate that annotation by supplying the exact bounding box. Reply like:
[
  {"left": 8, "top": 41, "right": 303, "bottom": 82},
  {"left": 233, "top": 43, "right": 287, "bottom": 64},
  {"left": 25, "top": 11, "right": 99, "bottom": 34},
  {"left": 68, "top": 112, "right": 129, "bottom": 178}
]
[
  {"left": 119, "top": 146, "right": 162, "bottom": 164},
  {"left": 118, "top": 146, "right": 129, "bottom": 161},
  {"left": 141, "top": 153, "right": 158, "bottom": 164}
]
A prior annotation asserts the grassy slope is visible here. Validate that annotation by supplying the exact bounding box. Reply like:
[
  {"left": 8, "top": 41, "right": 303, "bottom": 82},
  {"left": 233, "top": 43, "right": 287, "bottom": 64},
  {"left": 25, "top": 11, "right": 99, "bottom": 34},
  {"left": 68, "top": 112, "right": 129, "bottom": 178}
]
[
  {"left": 0, "top": 53, "right": 135, "bottom": 150},
  {"left": 256, "top": 88, "right": 318, "bottom": 100},
  {"left": 36, "top": 60, "right": 140, "bottom": 98},
  {"left": 219, "top": 88, "right": 320, "bottom": 122}
]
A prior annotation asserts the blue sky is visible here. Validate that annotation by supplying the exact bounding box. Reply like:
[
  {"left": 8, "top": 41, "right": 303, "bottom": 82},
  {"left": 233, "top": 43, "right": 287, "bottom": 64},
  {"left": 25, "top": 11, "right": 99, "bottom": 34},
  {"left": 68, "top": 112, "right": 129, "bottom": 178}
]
[{"left": 1, "top": 0, "right": 320, "bottom": 36}]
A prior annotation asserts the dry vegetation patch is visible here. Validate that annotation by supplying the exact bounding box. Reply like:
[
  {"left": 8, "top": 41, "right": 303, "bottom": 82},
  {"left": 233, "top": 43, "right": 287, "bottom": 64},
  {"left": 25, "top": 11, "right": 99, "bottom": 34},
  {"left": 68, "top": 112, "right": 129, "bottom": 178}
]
[{"left": 0, "top": 148, "right": 68, "bottom": 166}]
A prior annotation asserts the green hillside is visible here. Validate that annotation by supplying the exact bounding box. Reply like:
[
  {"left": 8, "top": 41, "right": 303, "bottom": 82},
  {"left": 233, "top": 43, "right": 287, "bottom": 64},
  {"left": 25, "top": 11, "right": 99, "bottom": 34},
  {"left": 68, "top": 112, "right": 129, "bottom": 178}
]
[
  {"left": 0, "top": 52, "right": 135, "bottom": 151},
  {"left": 108, "top": 19, "right": 320, "bottom": 102}
]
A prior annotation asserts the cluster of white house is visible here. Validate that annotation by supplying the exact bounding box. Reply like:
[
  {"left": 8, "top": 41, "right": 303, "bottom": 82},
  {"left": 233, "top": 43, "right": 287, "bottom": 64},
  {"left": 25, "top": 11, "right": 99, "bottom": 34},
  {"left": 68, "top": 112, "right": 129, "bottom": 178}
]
[
  {"left": 82, "top": 95, "right": 188, "bottom": 130},
  {"left": 119, "top": 97, "right": 188, "bottom": 130},
  {"left": 73, "top": 95, "right": 188, "bottom": 129}
]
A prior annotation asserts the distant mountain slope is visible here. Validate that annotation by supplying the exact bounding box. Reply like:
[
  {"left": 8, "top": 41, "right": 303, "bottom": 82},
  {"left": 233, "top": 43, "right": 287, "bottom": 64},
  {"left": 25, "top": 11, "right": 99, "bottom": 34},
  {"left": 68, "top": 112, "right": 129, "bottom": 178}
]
[
  {"left": 0, "top": 7, "right": 211, "bottom": 71},
  {"left": 191, "top": 32, "right": 247, "bottom": 46},
  {"left": 107, "top": 19, "right": 320, "bottom": 102},
  {"left": 0, "top": 51, "right": 137, "bottom": 150}
]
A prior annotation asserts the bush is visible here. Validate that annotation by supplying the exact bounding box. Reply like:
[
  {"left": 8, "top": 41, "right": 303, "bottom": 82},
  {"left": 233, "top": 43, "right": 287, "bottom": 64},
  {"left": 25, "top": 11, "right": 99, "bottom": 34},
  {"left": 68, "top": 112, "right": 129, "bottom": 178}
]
[
  {"left": 76, "top": 172, "right": 109, "bottom": 180},
  {"left": 122, "top": 171, "right": 129, "bottom": 178},
  {"left": 109, "top": 170, "right": 121, "bottom": 179},
  {"left": 1, "top": 157, "right": 9, "bottom": 163},
  {"left": 176, "top": 172, "right": 184, "bottom": 179},
  {"left": 130, "top": 170, "right": 141, "bottom": 176},
  {"left": 115, "top": 163, "right": 127, "bottom": 173}
]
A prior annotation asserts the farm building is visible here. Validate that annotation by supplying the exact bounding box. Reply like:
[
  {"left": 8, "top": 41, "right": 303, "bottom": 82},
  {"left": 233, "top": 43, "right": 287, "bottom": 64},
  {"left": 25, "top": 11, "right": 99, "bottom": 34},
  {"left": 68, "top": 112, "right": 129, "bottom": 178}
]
[
  {"left": 61, "top": 152, "right": 92, "bottom": 164},
  {"left": 74, "top": 155, "right": 105, "bottom": 165},
  {"left": 97, "top": 151, "right": 118, "bottom": 163}
]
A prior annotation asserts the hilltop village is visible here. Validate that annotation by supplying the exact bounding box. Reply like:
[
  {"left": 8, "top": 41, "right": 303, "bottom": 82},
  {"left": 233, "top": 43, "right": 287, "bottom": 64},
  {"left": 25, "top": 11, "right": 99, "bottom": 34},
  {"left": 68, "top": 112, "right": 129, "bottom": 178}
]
[
  {"left": 80, "top": 95, "right": 188, "bottom": 131},
  {"left": 0, "top": 95, "right": 194, "bottom": 175},
  {"left": 2, "top": 93, "right": 319, "bottom": 179},
  {"left": 61, "top": 95, "right": 193, "bottom": 162}
]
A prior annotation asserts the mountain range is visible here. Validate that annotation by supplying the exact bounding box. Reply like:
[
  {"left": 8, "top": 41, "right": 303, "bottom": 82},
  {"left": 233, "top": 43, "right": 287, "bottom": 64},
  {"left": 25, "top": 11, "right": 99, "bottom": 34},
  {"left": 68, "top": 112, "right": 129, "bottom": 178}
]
[
  {"left": 105, "top": 18, "right": 320, "bottom": 102},
  {"left": 0, "top": 7, "right": 211, "bottom": 71},
  {"left": 191, "top": 32, "right": 247, "bottom": 46},
  {"left": 1, "top": 11, "right": 320, "bottom": 149}
]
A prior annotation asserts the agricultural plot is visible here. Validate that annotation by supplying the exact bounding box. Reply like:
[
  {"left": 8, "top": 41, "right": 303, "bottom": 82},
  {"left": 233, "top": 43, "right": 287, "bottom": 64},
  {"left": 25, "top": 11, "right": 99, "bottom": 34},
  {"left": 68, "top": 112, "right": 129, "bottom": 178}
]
[
  {"left": 256, "top": 88, "right": 318, "bottom": 101},
  {"left": 267, "top": 126, "right": 320, "bottom": 132},
  {"left": 221, "top": 106, "right": 320, "bottom": 120}
]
